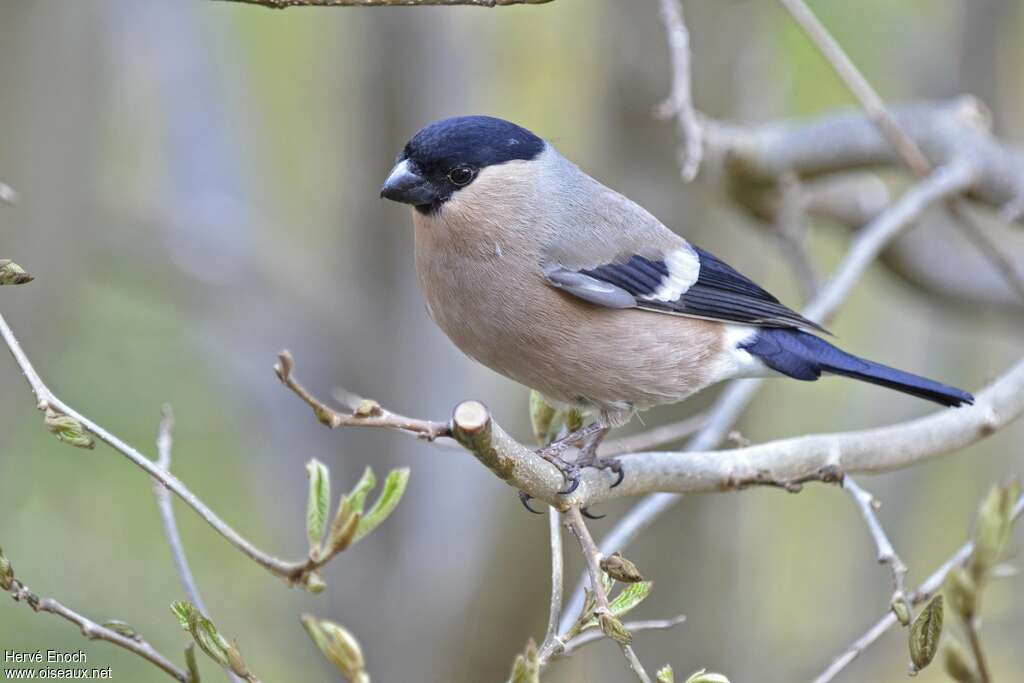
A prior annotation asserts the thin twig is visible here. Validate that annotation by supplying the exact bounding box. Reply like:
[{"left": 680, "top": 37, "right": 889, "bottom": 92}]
[
  {"left": 564, "top": 508, "right": 652, "bottom": 683},
  {"left": 656, "top": 0, "right": 703, "bottom": 182},
  {"left": 562, "top": 616, "right": 686, "bottom": 655},
  {"left": 277, "top": 351, "right": 449, "bottom": 440},
  {"left": 213, "top": 0, "right": 552, "bottom": 7},
  {"left": 0, "top": 181, "right": 17, "bottom": 205},
  {"left": 964, "top": 620, "right": 992, "bottom": 683},
  {"left": 153, "top": 407, "right": 243, "bottom": 683},
  {"left": 153, "top": 407, "right": 209, "bottom": 616},
  {"left": 812, "top": 494, "right": 1024, "bottom": 683},
  {"left": 537, "top": 507, "right": 565, "bottom": 662},
  {"left": 599, "top": 411, "right": 706, "bottom": 457},
  {"left": 0, "top": 311, "right": 343, "bottom": 588},
  {"left": 776, "top": 0, "right": 1024, "bottom": 300},
  {"left": 842, "top": 477, "right": 910, "bottom": 622},
  {"left": 6, "top": 577, "right": 187, "bottom": 681},
  {"left": 562, "top": 160, "right": 977, "bottom": 630}
]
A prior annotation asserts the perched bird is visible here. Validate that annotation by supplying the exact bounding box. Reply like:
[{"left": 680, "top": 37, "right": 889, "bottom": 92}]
[{"left": 380, "top": 115, "right": 973, "bottom": 493}]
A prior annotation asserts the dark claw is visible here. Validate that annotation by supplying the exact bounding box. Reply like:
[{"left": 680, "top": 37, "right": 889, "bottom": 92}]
[
  {"left": 518, "top": 490, "right": 544, "bottom": 514},
  {"left": 609, "top": 463, "right": 625, "bottom": 489},
  {"left": 581, "top": 507, "right": 605, "bottom": 520},
  {"left": 558, "top": 472, "right": 581, "bottom": 495}
]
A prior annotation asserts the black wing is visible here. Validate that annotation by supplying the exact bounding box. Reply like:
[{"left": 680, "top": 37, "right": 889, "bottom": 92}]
[{"left": 545, "top": 246, "right": 829, "bottom": 334}]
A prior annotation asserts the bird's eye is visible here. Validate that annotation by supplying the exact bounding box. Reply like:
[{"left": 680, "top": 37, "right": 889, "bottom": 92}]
[{"left": 448, "top": 166, "right": 475, "bottom": 187}]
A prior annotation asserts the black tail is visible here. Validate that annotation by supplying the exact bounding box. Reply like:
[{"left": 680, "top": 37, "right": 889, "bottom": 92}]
[{"left": 740, "top": 328, "right": 974, "bottom": 407}]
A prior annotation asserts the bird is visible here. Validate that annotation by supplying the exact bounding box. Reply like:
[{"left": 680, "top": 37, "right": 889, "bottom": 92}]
[{"left": 379, "top": 115, "right": 973, "bottom": 495}]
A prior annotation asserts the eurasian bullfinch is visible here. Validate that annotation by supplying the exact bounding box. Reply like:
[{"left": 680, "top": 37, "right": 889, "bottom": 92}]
[{"left": 380, "top": 115, "right": 973, "bottom": 492}]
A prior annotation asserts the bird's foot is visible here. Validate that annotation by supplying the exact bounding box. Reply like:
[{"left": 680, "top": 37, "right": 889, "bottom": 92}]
[
  {"left": 574, "top": 450, "right": 625, "bottom": 489},
  {"left": 534, "top": 447, "right": 584, "bottom": 495},
  {"left": 534, "top": 420, "right": 618, "bottom": 494}
]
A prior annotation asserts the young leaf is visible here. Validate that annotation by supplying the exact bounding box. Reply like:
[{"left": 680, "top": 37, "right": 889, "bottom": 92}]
[
  {"left": 305, "top": 459, "right": 331, "bottom": 553},
  {"left": 969, "top": 480, "right": 1020, "bottom": 583},
  {"left": 170, "top": 601, "right": 253, "bottom": 679},
  {"left": 684, "top": 670, "right": 730, "bottom": 683},
  {"left": 348, "top": 467, "right": 377, "bottom": 516},
  {"left": 656, "top": 665, "right": 675, "bottom": 683},
  {"left": 509, "top": 638, "right": 540, "bottom": 683},
  {"left": 326, "top": 496, "right": 361, "bottom": 556},
  {"left": 0, "top": 260, "right": 33, "bottom": 285},
  {"left": 354, "top": 468, "right": 410, "bottom": 543},
  {"left": 0, "top": 546, "right": 14, "bottom": 590},
  {"left": 909, "top": 595, "right": 943, "bottom": 671},
  {"left": 942, "top": 639, "right": 978, "bottom": 683},
  {"left": 599, "top": 612, "right": 632, "bottom": 644},
  {"left": 528, "top": 390, "right": 559, "bottom": 445},
  {"left": 44, "top": 409, "right": 95, "bottom": 449},
  {"left": 184, "top": 643, "right": 201, "bottom": 683},
  {"left": 609, "top": 580, "right": 653, "bottom": 618},
  {"left": 301, "top": 614, "right": 369, "bottom": 683}
]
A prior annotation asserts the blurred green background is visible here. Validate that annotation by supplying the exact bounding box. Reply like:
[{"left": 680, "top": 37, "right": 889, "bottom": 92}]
[{"left": 1, "top": 1, "right": 1022, "bottom": 681}]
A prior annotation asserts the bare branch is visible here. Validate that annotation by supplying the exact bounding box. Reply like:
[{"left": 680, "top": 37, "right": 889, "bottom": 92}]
[
  {"left": 153, "top": 407, "right": 209, "bottom": 616},
  {"left": 842, "top": 477, "right": 910, "bottom": 623},
  {"left": 0, "top": 312, "right": 352, "bottom": 589},
  {"left": 776, "top": 0, "right": 1024, "bottom": 299},
  {"left": 562, "top": 615, "right": 686, "bottom": 655},
  {"left": 153, "top": 408, "right": 243, "bottom": 683},
  {"left": 213, "top": 0, "right": 552, "bottom": 8},
  {"left": 564, "top": 508, "right": 652, "bottom": 683},
  {"left": 537, "top": 507, "right": 564, "bottom": 663},
  {"left": 0, "top": 181, "right": 17, "bottom": 205},
  {"left": 812, "top": 494, "right": 1024, "bottom": 683},
  {"left": 277, "top": 350, "right": 449, "bottom": 440},
  {"left": 5, "top": 576, "right": 187, "bottom": 682},
  {"left": 599, "top": 411, "right": 706, "bottom": 457},
  {"left": 656, "top": 0, "right": 703, "bottom": 181}
]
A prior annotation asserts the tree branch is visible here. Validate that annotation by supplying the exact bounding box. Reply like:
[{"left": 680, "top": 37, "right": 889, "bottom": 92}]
[
  {"left": 564, "top": 508, "right": 652, "bottom": 683},
  {"left": 153, "top": 407, "right": 243, "bottom": 683},
  {"left": 212, "top": 0, "right": 552, "bottom": 8},
  {"left": 656, "top": 0, "right": 703, "bottom": 182},
  {"left": 536, "top": 507, "right": 564, "bottom": 663},
  {"left": 842, "top": 477, "right": 910, "bottom": 622},
  {"left": 775, "top": 0, "right": 1024, "bottom": 302},
  {"left": 5, "top": 574, "right": 187, "bottom": 682},
  {"left": 0, "top": 311, "right": 351, "bottom": 590},
  {"left": 812, "top": 493, "right": 1024, "bottom": 683}
]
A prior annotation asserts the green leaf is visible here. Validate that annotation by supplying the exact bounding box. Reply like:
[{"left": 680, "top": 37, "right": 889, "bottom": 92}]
[
  {"left": 184, "top": 644, "right": 201, "bottom": 683},
  {"left": 348, "top": 467, "right": 377, "bottom": 516},
  {"left": 909, "top": 595, "right": 943, "bottom": 671},
  {"left": 609, "top": 580, "right": 653, "bottom": 618},
  {"left": 354, "top": 468, "right": 410, "bottom": 543},
  {"left": 942, "top": 639, "right": 978, "bottom": 683},
  {"left": 509, "top": 638, "right": 540, "bottom": 683},
  {"left": 102, "top": 620, "right": 140, "bottom": 640},
  {"left": 599, "top": 612, "right": 632, "bottom": 644},
  {"left": 301, "top": 614, "right": 367, "bottom": 683},
  {"left": 326, "top": 496, "right": 361, "bottom": 556},
  {"left": 684, "top": 670, "right": 730, "bottom": 683},
  {"left": 528, "top": 390, "right": 559, "bottom": 446},
  {"left": 305, "top": 459, "right": 331, "bottom": 553},
  {"left": 0, "top": 546, "right": 14, "bottom": 590},
  {"left": 969, "top": 480, "right": 1020, "bottom": 583},
  {"left": 170, "top": 601, "right": 252, "bottom": 678},
  {"left": 656, "top": 665, "right": 675, "bottom": 683},
  {"left": 946, "top": 569, "right": 977, "bottom": 621},
  {"left": 44, "top": 409, "right": 95, "bottom": 449},
  {"left": 0, "top": 260, "right": 33, "bottom": 285}
]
